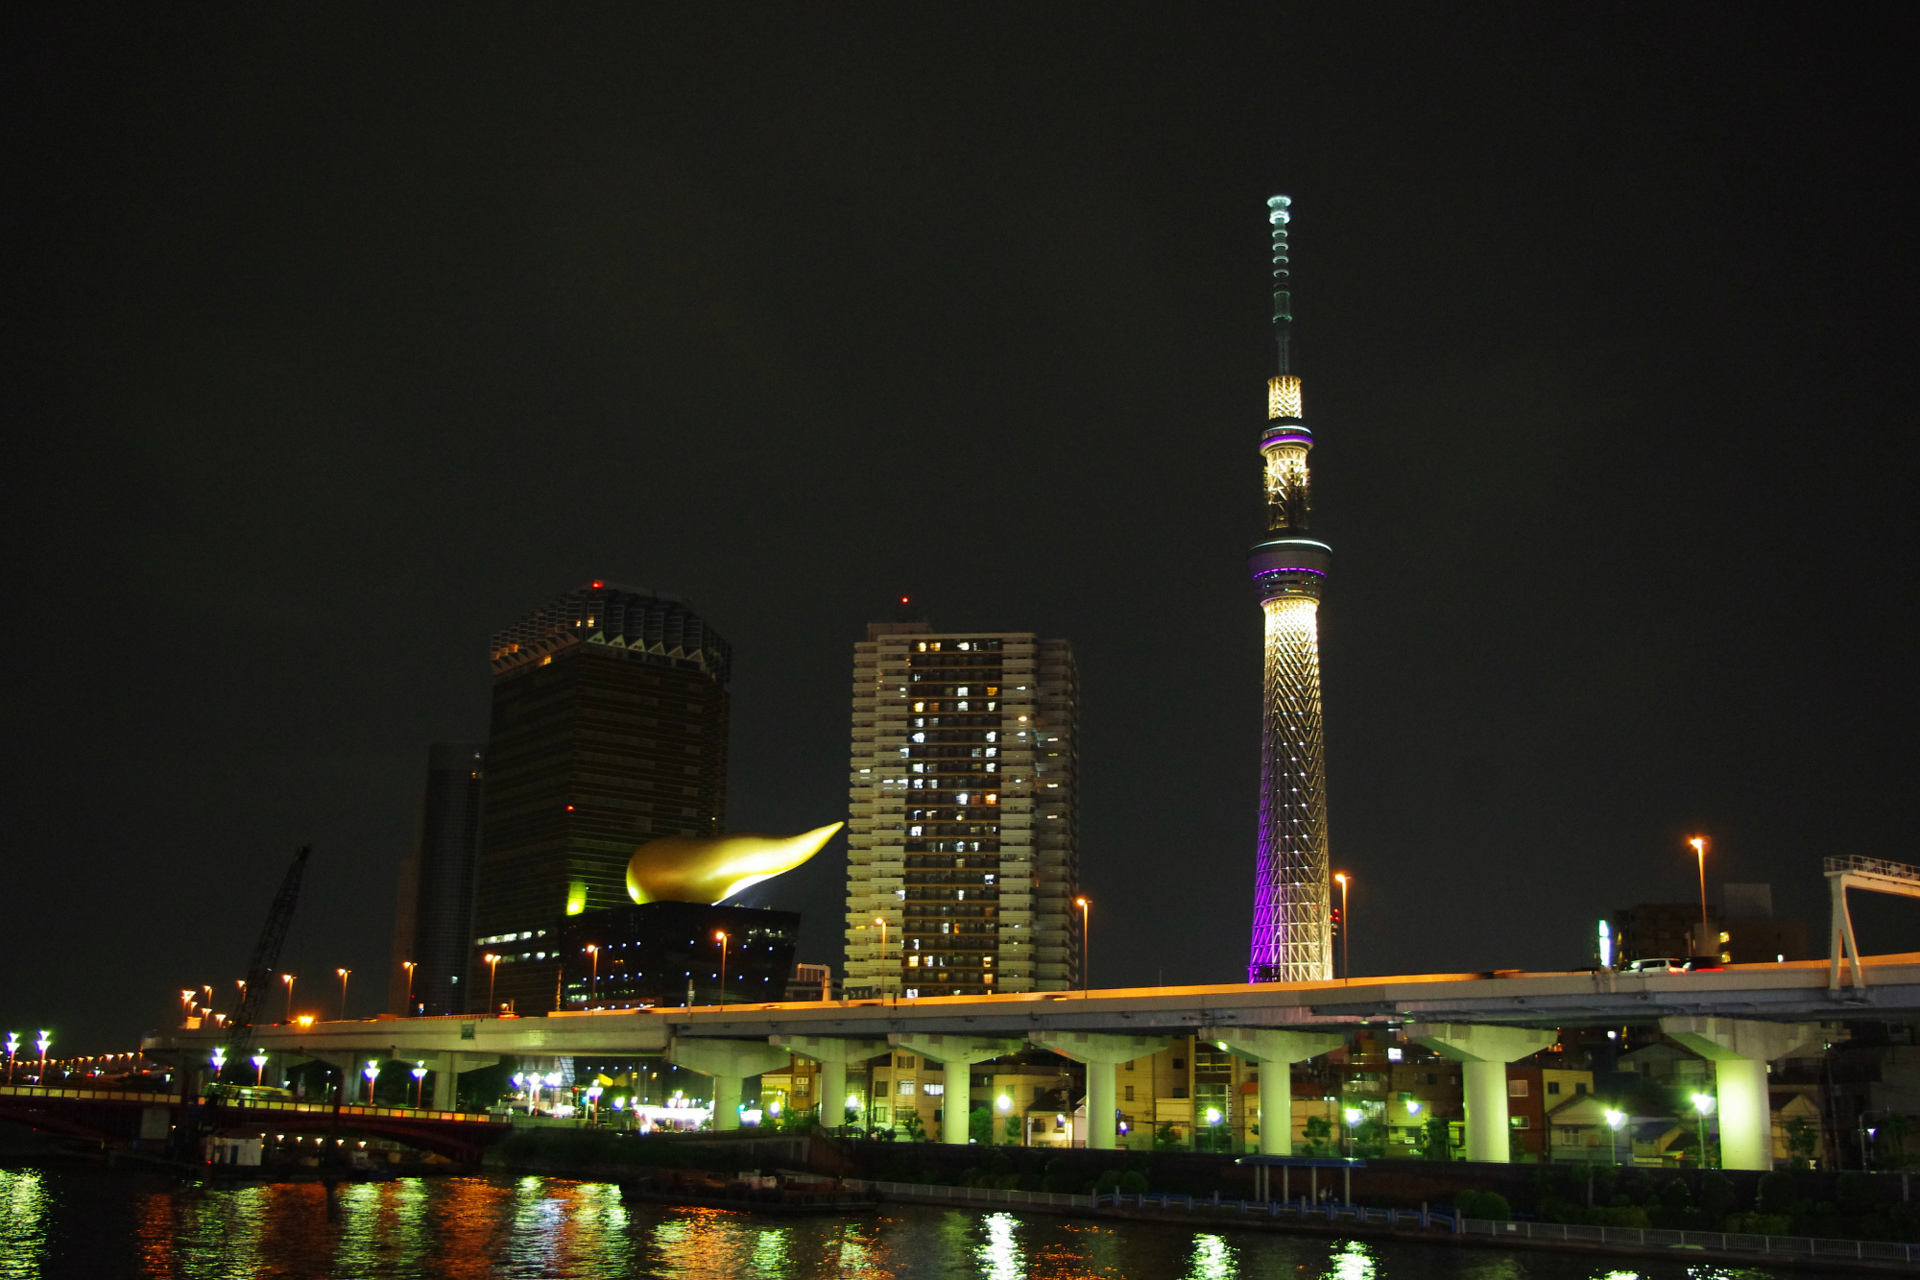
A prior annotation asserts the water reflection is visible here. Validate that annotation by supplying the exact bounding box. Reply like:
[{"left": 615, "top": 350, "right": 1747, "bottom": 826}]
[
  {"left": 978, "top": 1212, "right": 1023, "bottom": 1280},
  {"left": 1185, "top": 1232, "right": 1234, "bottom": 1280},
  {"left": 0, "top": 1168, "right": 49, "bottom": 1280},
  {"left": 1, "top": 1167, "right": 1807, "bottom": 1280}
]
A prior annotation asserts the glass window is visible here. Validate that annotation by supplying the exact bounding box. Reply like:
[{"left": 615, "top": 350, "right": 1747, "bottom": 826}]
[{"left": 1508, "top": 1079, "right": 1528, "bottom": 1097}]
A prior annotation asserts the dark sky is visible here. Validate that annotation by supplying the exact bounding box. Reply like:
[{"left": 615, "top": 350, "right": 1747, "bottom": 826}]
[{"left": 6, "top": 7, "right": 1917, "bottom": 1051}]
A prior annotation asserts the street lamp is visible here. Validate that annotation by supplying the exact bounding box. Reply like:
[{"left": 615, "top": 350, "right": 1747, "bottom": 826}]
[
  {"left": 484, "top": 955, "right": 501, "bottom": 1013},
  {"left": 584, "top": 945, "right": 599, "bottom": 1007},
  {"left": 336, "top": 969, "right": 352, "bottom": 1021},
  {"left": 410, "top": 1063, "right": 427, "bottom": 1109},
  {"left": 281, "top": 974, "right": 296, "bottom": 1023},
  {"left": 402, "top": 961, "right": 416, "bottom": 1015},
  {"left": 1344, "top": 1105, "right": 1362, "bottom": 1159},
  {"left": 1691, "top": 1093, "right": 1715, "bottom": 1169},
  {"left": 362, "top": 1061, "right": 381, "bottom": 1105},
  {"left": 1604, "top": 1108, "right": 1626, "bottom": 1164},
  {"left": 35, "top": 1032, "right": 51, "bottom": 1084},
  {"left": 1334, "top": 873, "right": 1352, "bottom": 979},
  {"left": 180, "top": 990, "right": 197, "bottom": 1024},
  {"left": 211, "top": 1047, "right": 227, "bottom": 1085},
  {"left": 1688, "top": 836, "right": 1710, "bottom": 958},
  {"left": 1075, "top": 897, "right": 1090, "bottom": 994},
  {"left": 251, "top": 1053, "right": 269, "bottom": 1087},
  {"left": 713, "top": 933, "right": 729, "bottom": 1005},
  {"left": 4, "top": 1033, "right": 17, "bottom": 1085}
]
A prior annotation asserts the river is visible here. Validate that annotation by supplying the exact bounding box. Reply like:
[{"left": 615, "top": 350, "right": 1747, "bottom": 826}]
[{"left": 0, "top": 1166, "right": 1805, "bottom": 1279}]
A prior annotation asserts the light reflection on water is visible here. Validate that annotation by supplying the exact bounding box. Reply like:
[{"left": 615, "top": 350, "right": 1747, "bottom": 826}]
[{"left": 0, "top": 1167, "right": 1800, "bottom": 1280}]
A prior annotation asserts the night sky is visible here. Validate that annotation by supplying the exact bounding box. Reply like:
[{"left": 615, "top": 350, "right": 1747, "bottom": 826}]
[{"left": 7, "top": 8, "right": 1916, "bottom": 1052}]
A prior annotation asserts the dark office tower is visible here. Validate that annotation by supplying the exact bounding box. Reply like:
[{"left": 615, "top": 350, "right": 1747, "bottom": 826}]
[
  {"left": 471, "top": 583, "right": 732, "bottom": 1015},
  {"left": 388, "top": 744, "right": 486, "bottom": 1016}
]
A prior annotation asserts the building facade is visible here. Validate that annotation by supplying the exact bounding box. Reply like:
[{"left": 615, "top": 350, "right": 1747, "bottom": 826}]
[
  {"left": 845, "top": 620, "right": 1078, "bottom": 996},
  {"left": 556, "top": 901, "right": 798, "bottom": 1010},
  {"left": 387, "top": 743, "right": 486, "bottom": 1016},
  {"left": 1248, "top": 195, "right": 1335, "bottom": 983},
  {"left": 471, "top": 583, "right": 732, "bottom": 1015}
]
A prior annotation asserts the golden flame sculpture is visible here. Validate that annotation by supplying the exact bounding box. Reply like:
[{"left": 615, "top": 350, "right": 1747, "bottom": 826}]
[{"left": 625, "top": 823, "right": 844, "bottom": 905}]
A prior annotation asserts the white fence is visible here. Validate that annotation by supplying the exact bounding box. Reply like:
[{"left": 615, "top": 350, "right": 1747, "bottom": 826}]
[
  {"left": 848, "top": 1179, "right": 1920, "bottom": 1264},
  {"left": 1463, "top": 1217, "right": 1920, "bottom": 1265}
]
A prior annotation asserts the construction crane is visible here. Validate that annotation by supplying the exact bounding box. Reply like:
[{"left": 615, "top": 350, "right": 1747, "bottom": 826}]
[{"left": 224, "top": 845, "right": 312, "bottom": 1061}]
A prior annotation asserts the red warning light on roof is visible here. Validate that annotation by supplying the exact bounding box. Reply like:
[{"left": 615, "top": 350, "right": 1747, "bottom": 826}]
[
  {"left": 591, "top": 581, "right": 604, "bottom": 589},
  {"left": 900, "top": 596, "right": 909, "bottom": 604}
]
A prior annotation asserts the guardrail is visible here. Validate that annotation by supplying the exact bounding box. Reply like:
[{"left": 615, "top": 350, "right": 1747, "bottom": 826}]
[{"left": 1462, "top": 1217, "right": 1920, "bottom": 1264}]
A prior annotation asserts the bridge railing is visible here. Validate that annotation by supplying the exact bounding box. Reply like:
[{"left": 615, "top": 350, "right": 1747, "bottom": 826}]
[{"left": 0, "top": 1084, "right": 508, "bottom": 1126}]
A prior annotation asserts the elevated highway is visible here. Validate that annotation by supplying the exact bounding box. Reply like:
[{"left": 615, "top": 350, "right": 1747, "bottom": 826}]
[{"left": 140, "top": 954, "right": 1920, "bottom": 1170}]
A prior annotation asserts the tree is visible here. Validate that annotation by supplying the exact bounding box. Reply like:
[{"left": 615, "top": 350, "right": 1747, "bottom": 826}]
[
  {"left": 1421, "top": 1115, "right": 1452, "bottom": 1162},
  {"left": 1784, "top": 1118, "right": 1818, "bottom": 1169},
  {"left": 969, "top": 1105, "right": 991, "bottom": 1145},
  {"left": 899, "top": 1108, "right": 927, "bottom": 1142}
]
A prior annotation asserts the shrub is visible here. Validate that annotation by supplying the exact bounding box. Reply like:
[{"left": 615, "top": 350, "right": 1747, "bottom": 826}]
[
  {"left": 1698, "top": 1172, "right": 1736, "bottom": 1219},
  {"left": 1836, "top": 1171, "right": 1876, "bottom": 1215},
  {"left": 1659, "top": 1179, "right": 1691, "bottom": 1213},
  {"left": 1756, "top": 1170, "right": 1798, "bottom": 1216},
  {"left": 1584, "top": 1205, "right": 1650, "bottom": 1229},
  {"left": 1726, "top": 1212, "right": 1791, "bottom": 1235},
  {"left": 1117, "top": 1170, "right": 1149, "bottom": 1194},
  {"left": 1092, "top": 1170, "right": 1122, "bottom": 1194},
  {"left": 1454, "top": 1189, "right": 1512, "bottom": 1221}
]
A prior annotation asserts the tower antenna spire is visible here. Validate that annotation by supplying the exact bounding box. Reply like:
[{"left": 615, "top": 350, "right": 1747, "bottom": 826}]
[{"left": 1269, "top": 195, "right": 1293, "bottom": 376}]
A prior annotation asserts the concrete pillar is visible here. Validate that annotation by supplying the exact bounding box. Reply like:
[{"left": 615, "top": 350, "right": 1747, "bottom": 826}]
[
  {"left": 1407, "top": 1023, "right": 1556, "bottom": 1163},
  {"left": 890, "top": 1035, "right": 1026, "bottom": 1144},
  {"left": 1661, "top": 1017, "right": 1824, "bottom": 1171},
  {"left": 667, "top": 1038, "right": 792, "bottom": 1132},
  {"left": 1029, "top": 1032, "right": 1172, "bottom": 1150},
  {"left": 766, "top": 1035, "right": 890, "bottom": 1129},
  {"left": 422, "top": 1052, "right": 498, "bottom": 1112},
  {"left": 1199, "top": 1027, "right": 1345, "bottom": 1155}
]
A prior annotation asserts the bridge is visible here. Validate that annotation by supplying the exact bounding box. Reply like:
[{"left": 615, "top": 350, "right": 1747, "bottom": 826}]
[
  {"left": 0, "top": 1083, "right": 511, "bottom": 1162},
  {"left": 137, "top": 952, "right": 1920, "bottom": 1174}
]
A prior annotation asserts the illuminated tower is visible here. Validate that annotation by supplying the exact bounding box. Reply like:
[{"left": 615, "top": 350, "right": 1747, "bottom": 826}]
[{"left": 1247, "top": 195, "right": 1334, "bottom": 983}]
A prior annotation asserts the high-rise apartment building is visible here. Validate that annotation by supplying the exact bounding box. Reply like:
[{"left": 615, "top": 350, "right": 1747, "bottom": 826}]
[
  {"left": 471, "top": 583, "right": 731, "bottom": 1014},
  {"left": 845, "top": 620, "right": 1078, "bottom": 997},
  {"left": 1248, "top": 195, "right": 1336, "bottom": 983},
  {"left": 387, "top": 743, "right": 485, "bottom": 1016}
]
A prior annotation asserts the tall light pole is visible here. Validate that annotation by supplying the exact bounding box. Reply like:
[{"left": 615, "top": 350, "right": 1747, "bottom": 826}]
[
  {"left": 1688, "top": 836, "right": 1710, "bottom": 958},
  {"left": 585, "top": 945, "right": 599, "bottom": 1007},
  {"left": 1334, "top": 873, "right": 1351, "bottom": 979},
  {"left": 411, "top": 1063, "right": 427, "bottom": 1109},
  {"left": 484, "top": 954, "right": 501, "bottom": 1013},
  {"left": 252, "top": 1053, "right": 269, "bottom": 1087},
  {"left": 1075, "top": 897, "right": 1090, "bottom": 994},
  {"left": 1605, "top": 1108, "right": 1625, "bottom": 1165},
  {"left": 714, "top": 932, "right": 729, "bottom": 1005},
  {"left": 234, "top": 979, "right": 246, "bottom": 1016},
  {"left": 1691, "top": 1093, "right": 1715, "bottom": 1169},
  {"left": 35, "top": 1032, "right": 51, "bottom": 1084},
  {"left": 336, "top": 968, "right": 352, "bottom": 1021},
  {"left": 5, "top": 1033, "right": 18, "bottom": 1084},
  {"left": 363, "top": 1061, "right": 381, "bottom": 1105},
  {"left": 402, "top": 961, "right": 416, "bottom": 1015},
  {"left": 180, "top": 990, "right": 197, "bottom": 1025}
]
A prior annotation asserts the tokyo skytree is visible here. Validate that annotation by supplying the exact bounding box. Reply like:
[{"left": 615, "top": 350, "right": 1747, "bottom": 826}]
[{"left": 1247, "top": 195, "right": 1333, "bottom": 984}]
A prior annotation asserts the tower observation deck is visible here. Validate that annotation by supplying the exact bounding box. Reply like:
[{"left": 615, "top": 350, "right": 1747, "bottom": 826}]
[{"left": 1247, "top": 195, "right": 1334, "bottom": 983}]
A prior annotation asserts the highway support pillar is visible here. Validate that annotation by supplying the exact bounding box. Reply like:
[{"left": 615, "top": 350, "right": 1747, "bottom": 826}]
[
  {"left": 1661, "top": 1017, "right": 1826, "bottom": 1171},
  {"left": 425, "top": 1053, "right": 500, "bottom": 1112},
  {"left": 767, "top": 1035, "right": 890, "bottom": 1131},
  {"left": 1407, "top": 1023, "right": 1556, "bottom": 1163},
  {"left": 890, "top": 1035, "right": 1027, "bottom": 1145},
  {"left": 1199, "top": 1026, "right": 1346, "bottom": 1155},
  {"left": 1029, "top": 1032, "right": 1172, "bottom": 1150},
  {"left": 668, "top": 1039, "right": 792, "bottom": 1131}
]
